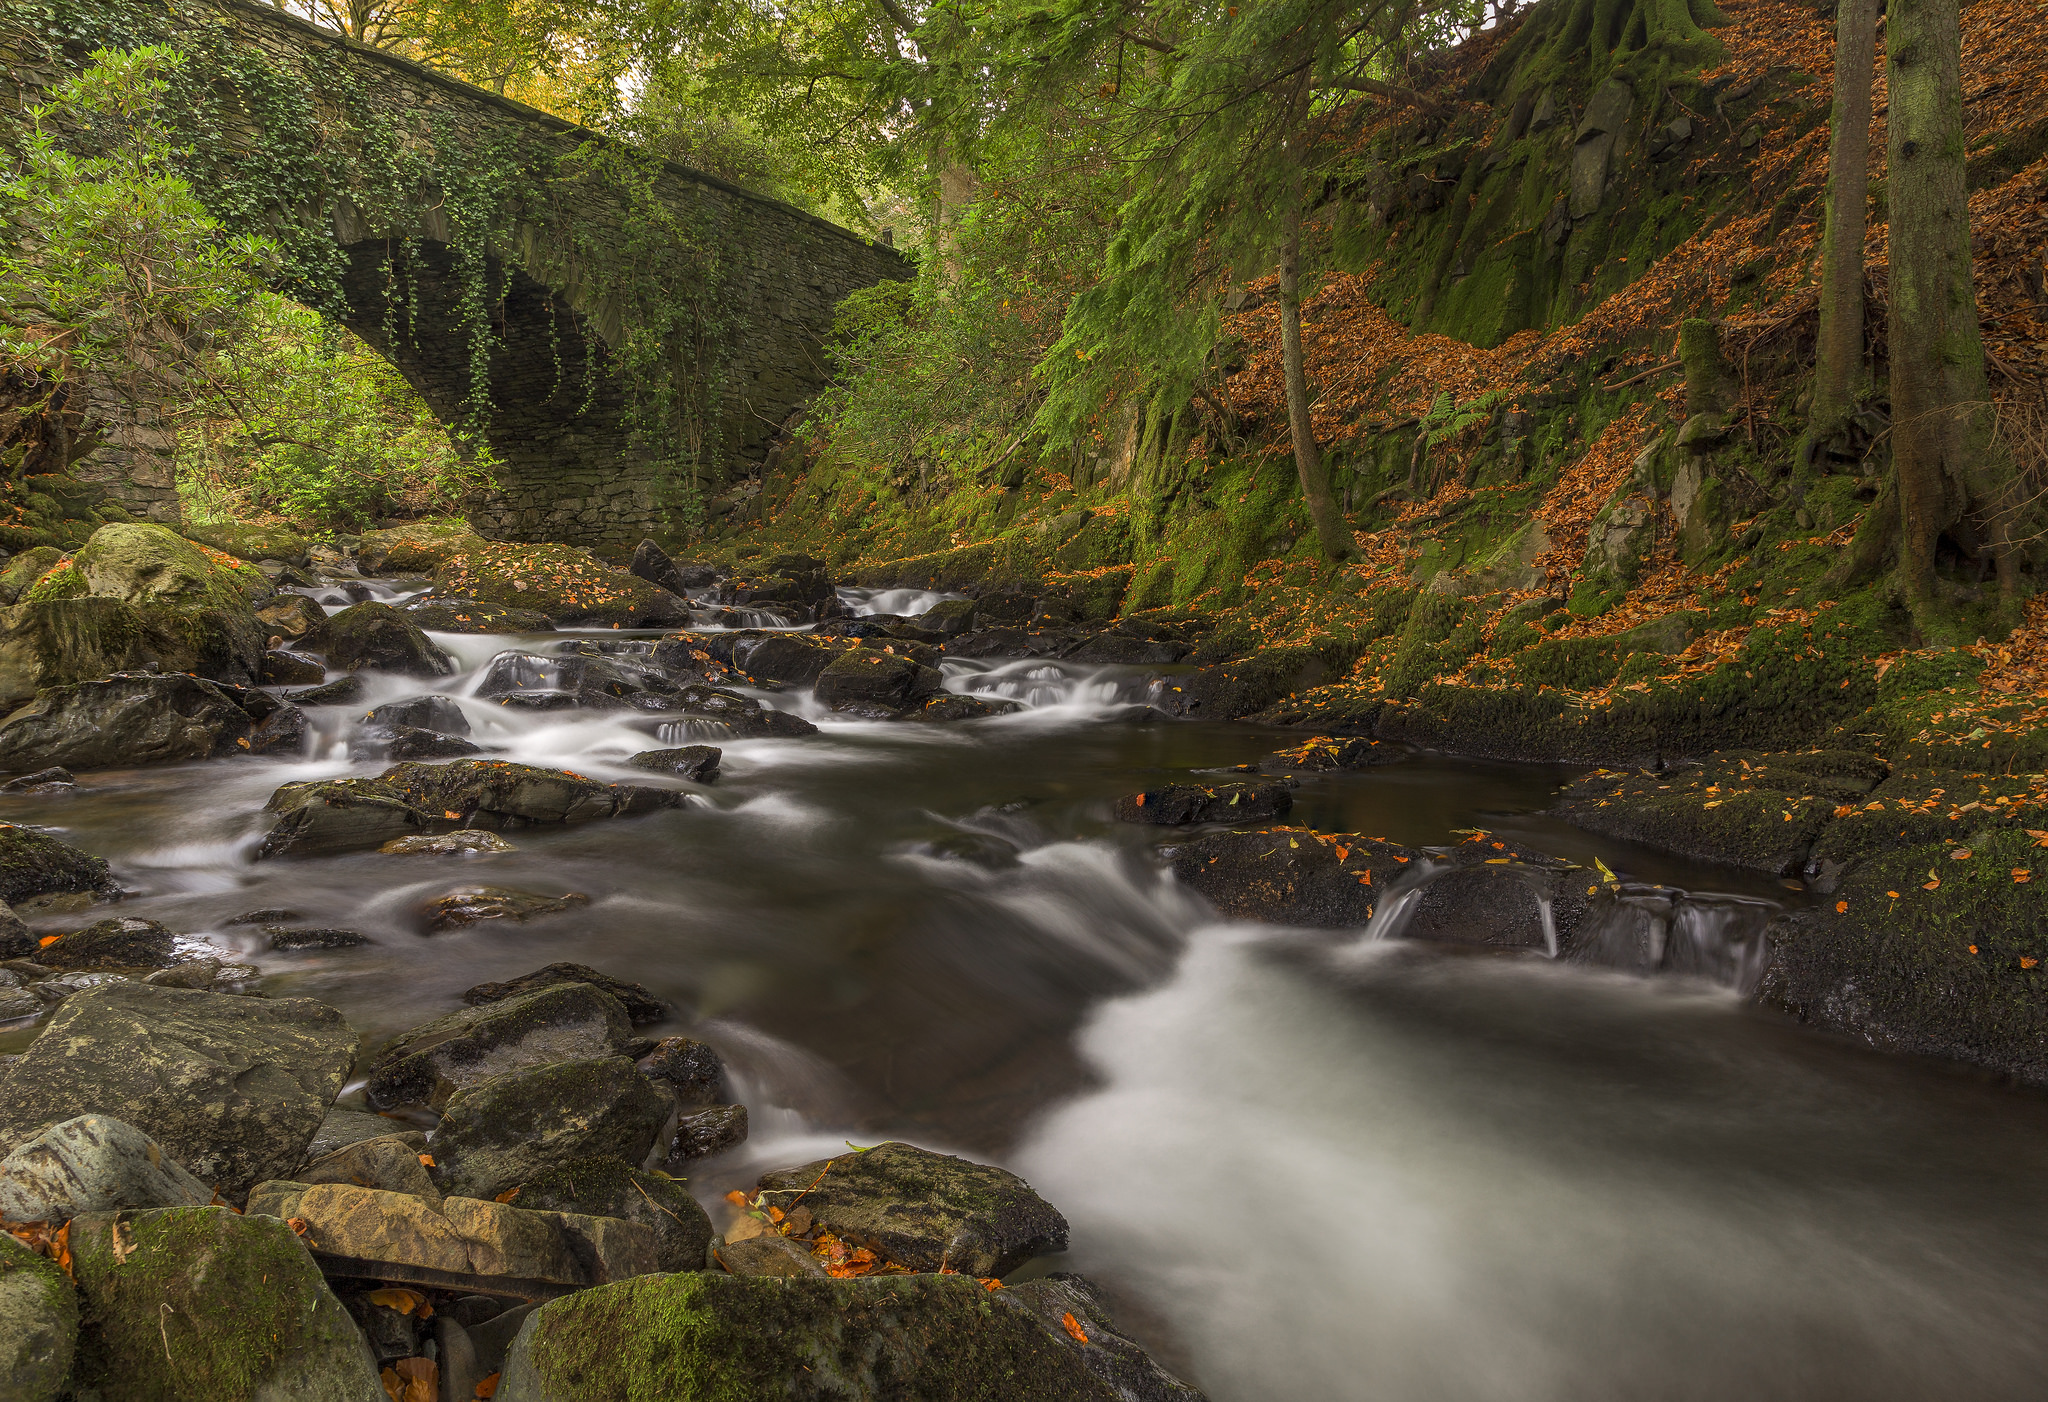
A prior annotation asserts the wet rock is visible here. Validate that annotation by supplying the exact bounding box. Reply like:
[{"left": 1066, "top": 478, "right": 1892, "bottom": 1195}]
[
  {"left": 1555, "top": 749, "right": 1886, "bottom": 876},
  {"left": 306, "top": 1107, "right": 424, "bottom": 1162},
  {"left": 364, "top": 981, "right": 636, "bottom": 1111},
  {"left": 640, "top": 684, "right": 818, "bottom": 738},
  {"left": 814, "top": 649, "right": 945, "bottom": 718},
  {"left": 429, "top": 1056, "right": 671, "bottom": 1202},
  {"left": 144, "top": 958, "right": 224, "bottom": 988},
  {"left": 903, "top": 694, "right": 1022, "bottom": 722},
  {"left": 1166, "top": 828, "right": 1423, "bottom": 926},
  {"left": 296, "top": 1133, "right": 441, "bottom": 1202},
  {"left": 476, "top": 651, "right": 675, "bottom": 710},
  {"left": 0, "top": 673, "right": 294, "bottom": 773},
  {"left": 323, "top": 601, "right": 455, "bottom": 677},
  {"left": 1114, "top": 782, "right": 1292, "bottom": 826},
  {"left": 1004, "top": 1272, "right": 1211, "bottom": 1401},
  {"left": 495, "top": 1271, "right": 1202, "bottom": 1401},
  {"left": 0, "top": 767, "right": 74, "bottom": 794},
  {"left": 226, "top": 907, "right": 299, "bottom": 925},
  {"left": 256, "top": 591, "right": 329, "bottom": 648},
  {"left": 68, "top": 1205, "right": 382, "bottom": 1398},
  {"left": 627, "top": 539, "right": 692, "bottom": 597},
  {"left": 27, "top": 971, "right": 127, "bottom": 1004},
  {"left": 1254, "top": 735, "right": 1396, "bottom": 774},
  {"left": 716, "top": 1232, "right": 828, "bottom": 1277},
  {"left": 365, "top": 695, "right": 472, "bottom": 735},
  {"left": 245, "top": 1181, "right": 657, "bottom": 1298},
  {"left": 515, "top": 1155, "right": 713, "bottom": 1275},
  {"left": 267, "top": 927, "right": 371, "bottom": 951},
  {"left": 1061, "top": 632, "right": 1190, "bottom": 665},
  {"left": 401, "top": 596, "right": 556, "bottom": 633},
  {"left": 0, "top": 1114, "right": 212, "bottom": 1221},
  {"left": 945, "top": 627, "right": 1065, "bottom": 660},
  {"left": 35, "top": 916, "right": 178, "bottom": 971},
  {"left": 755, "top": 1141, "right": 1067, "bottom": 1277},
  {"left": 729, "top": 633, "right": 846, "bottom": 686},
  {"left": 625, "top": 744, "right": 720, "bottom": 780},
  {"left": 0, "top": 985, "right": 40, "bottom": 1021},
  {"left": 259, "top": 759, "right": 683, "bottom": 858},
  {"left": 419, "top": 886, "right": 589, "bottom": 932},
  {"left": 367, "top": 725, "right": 483, "bottom": 761},
  {"left": 379, "top": 829, "right": 516, "bottom": 856},
  {"left": 0, "top": 983, "right": 356, "bottom": 1197},
  {"left": 0, "top": 1231, "right": 75, "bottom": 1402},
  {"left": 463, "top": 963, "right": 667, "bottom": 1025},
  {"left": 259, "top": 648, "right": 326, "bottom": 686},
  {"left": 436, "top": 542, "right": 691, "bottom": 627},
  {"left": 0, "top": 891, "right": 43, "bottom": 959},
  {"left": 635, "top": 1036, "right": 725, "bottom": 1105},
  {"left": 357, "top": 521, "right": 487, "bottom": 575},
  {"left": 288, "top": 674, "right": 366, "bottom": 706},
  {"left": 917, "top": 598, "right": 976, "bottom": 635},
  {"left": 662, "top": 1104, "right": 748, "bottom": 1168},
  {"left": 1401, "top": 837, "right": 1593, "bottom": 952}
]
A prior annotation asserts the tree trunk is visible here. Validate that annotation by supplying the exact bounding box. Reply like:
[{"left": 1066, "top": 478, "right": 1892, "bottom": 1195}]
[
  {"left": 1278, "top": 195, "right": 1351, "bottom": 562},
  {"left": 1885, "top": 0, "right": 2005, "bottom": 631},
  {"left": 1804, "top": 0, "right": 1880, "bottom": 476}
]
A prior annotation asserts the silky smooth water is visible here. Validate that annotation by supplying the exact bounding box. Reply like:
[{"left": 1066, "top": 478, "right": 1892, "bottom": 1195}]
[{"left": 8, "top": 620, "right": 2047, "bottom": 1401}]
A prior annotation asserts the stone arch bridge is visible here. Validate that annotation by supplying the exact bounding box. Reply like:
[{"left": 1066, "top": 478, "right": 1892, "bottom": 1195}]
[{"left": 1, "top": 0, "right": 908, "bottom": 544}]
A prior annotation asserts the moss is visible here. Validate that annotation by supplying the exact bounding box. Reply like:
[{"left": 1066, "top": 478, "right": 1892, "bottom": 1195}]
[
  {"left": 0, "top": 822, "right": 116, "bottom": 906},
  {"left": 182, "top": 519, "right": 308, "bottom": 565},
  {"left": 0, "top": 1232, "right": 77, "bottom": 1394},
  {"left": 21, "top": 561, "right": 86, "bottom": 602}
]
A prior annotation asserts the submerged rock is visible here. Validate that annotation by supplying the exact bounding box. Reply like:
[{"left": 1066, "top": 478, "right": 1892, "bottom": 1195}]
[
  {"left": 0, "top": 1114, "right": 212, "bottom": 1221},
  {"left": 0, "top": 1231, "right": 75, "bottom": 1402},
  {"left": 266, "top": 927, "right": 370, "bottom": 951},
  {"left": 429, "top": 1055, "right": 671, "bottom": 1202},
  {"left": 462, "top": 963, "right": 667, "bottom": 1024},
  {"left": 0, "top": 673, "right": 306, "bottom": 773},
  {"left": 364, "top": 981, "right": 636, "bottom": 1111},
  {"left": 754, "top": 1141, "right": 1067, "bottom": 1278},
  {"left": 323, "top": 601, "right": 455, "bottom": 677},
  {"left": 0, "top": 983, "right": 356, "bottom": 1196},
  {"left": 1114, "top": 781, "right": 1292, "bottom": 825},
  {"left": 419, "top": 886, "right": 589, "bottom": 932},
  {"left": 68, "top": 1205, "right": 382, "bottom": 1398},
  {"left": 495, "top": 1271, "right": 1206, "bottom": 1401}
]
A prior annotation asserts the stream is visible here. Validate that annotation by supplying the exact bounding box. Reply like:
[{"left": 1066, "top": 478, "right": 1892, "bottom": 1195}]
[{"left": 8, "top": 581, "right": 2048, "bottom": 1400}]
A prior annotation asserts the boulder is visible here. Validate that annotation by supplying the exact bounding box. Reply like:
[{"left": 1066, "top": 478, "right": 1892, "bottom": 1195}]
[
  {"left": 904, "top": 694, "right": 1023, "bottom": 722},
  {"left": 717, "top": 1231, "right": 830, "bottom": 1278},
  {"left": 627, "top": 539, "right": 691, "bottom": 596},
  {"left": 183, "top": 520, "right": 310, "bottom": 566},
  {"left": 322, "top": 602, "right": 455, "bottom": 677},
  {"left": 624, "top": 745, "right": 720, "bottom": 781},
  {"left": 640, "top": 684, "right": 819, "bottom": 738},
  {"left": 244, "top": 1181, "right": 657, "bottom": 1299},
  {"left": 0, "top": 824, "right": 113, "bottom": 906},
  {"left": 296, "top": 1134, "right": 441, "bottom": 1203},
  {"left": 1254, "top": 735, "right": 1396, "bottom": 774},
  {"left": 144, "top": 958, "right": 223, "bottom": 988},
  {"left": 813, "top": 650, "right": 945, "bottom": 718},
  {"left": 435, "top": 543, "right": 690, "bottom": 627},
  {"left": 0, "top": 1115, "right": 212, "bottom": 1221},
  {"left": 401, "top": 597, "right": 555, "bottom": 633},
  {"left": 258, "top": 759, "right": 683, "bottom": 858},
  {"left": 289, "top": 674, "right": 366, "bottom": 706},
  {"left": 260, "top": 648, "right": 325, "bottom": 685},
  {"left": 429, "top": 1056, "right": 671, "bottom": 1202},
  {"left": 462, "top": 963, "right": 667, "bottom": 1025},
  {"left": 514, "top": 1156, "right": 713, "bottom": 1275},
  {"left": 0, "top": 1231, "right": 76, "bottom": 1402},
  {"left": 34, "top": 916, "right": 177, "bottom": 970},
  {"left": 754, "top": 1141, "right": 1067, "bottom": 1278},
  {"left": 366, "top": 725, "right": 482, "bottom": 761},
  {"left": 0, "top": 983, "right": 356, "bottom": 1197},
  {"left": 364, "top": 982, "right": 636, "bottom": 1111},
  {"left": 66, "top": 1206, "right": 382, "bottom": 1399},
  {"left": 662, "top": 1104, "right": 748, "bottom": 1168},
  {"left": 918, "top": 598, "right": 976, "bottom": 635},
  {"left": 357, "top": 520, "right": 487, "bottom": 575},
  {"left": 495, "top": 1272, "right": 1205, "bottom": 1402},
  {"left": 256, "top": 591, "right": 329, "bottom": 648},
  {"left": 380, "top": 829, "right": 516, "bottom": 857},
  {"left": 475, "top": 652, "right": 673, "bottom": 710},
  {"left": 635, "top": 1036, "right": 725, "bottom": 1105},
  {"left": 0, "top": 548, "right": 62, "bottom": 606},
  {"left": 0, "top": 672, "right": 303, "bottom": 773},
  {"left": 419, "top": 887, "right": 588, "bottom": 932},
  {"left": 364, "top": 695, "right": 471, "bottom": 735},
  {"left": 1166, "top": 828, "right": 1422, "bottom": 926},
  {"left": 1114, "top": 781, "right": 1291, "bottom": 826},
  {"left": 728, "top": 633, "right": 846, "bottom": 686}
]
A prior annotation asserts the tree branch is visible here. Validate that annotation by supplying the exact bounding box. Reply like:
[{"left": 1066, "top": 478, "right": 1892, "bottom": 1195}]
[{"left": 1315, "top": 75, "right": 1449, "bottom": 115}]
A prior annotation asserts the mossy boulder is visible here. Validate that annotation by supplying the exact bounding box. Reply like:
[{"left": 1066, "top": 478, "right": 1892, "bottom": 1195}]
[
  {"left": 429, "top": 1056, "right": 671, "bottom": 1202},
  {"left": 436, "top": 543, "right": 690, "bottom": 627},
  {"left": 0, "top": 595, "right": 265, "bottom": 709},
  {"left": 183, "top": 520, "right": 310, "bottom": 567},
  {"left": 322, "top": 602, "right": 454, "bottom": 677},
  {"left": 34, "top": 916, "right": 177, "bottom": 971},
  {"left": 67, "top": 1206, "right": 380, "bottom": 1401},
  {"left": 400, "top": 597, "right": 556, "bottom": 633},
  {"left": 364, "top": 981, "right": 637, "bottom": 1111},
  {"left": 0, "top": 822, "right": 114, "bottom": 906},
  {"left": 0, "top": 1231, "right": 76, "bottom": 1402},
  {"left": 0, "top": 547, "right": 62, "bottom": 605},
  {"left": 0, "top": 673, "right": 303, "bottom": 773},
  {"left": 72, "top": 523, "right": 268, "bottom": 608},
  {"left": 357, "top": 519, "right": 486, "bottom": 575},
  {"left": 515, "top": 1156, "right": 713, "bottom": 1275},
  {"left": 496, "top": 1271, "right": 1205, "bottom": 1402},
  {"left": 461, "top": 962, "right": 668, "bottom": 1024},
  {"left": 812, "top": 649, "right": 945, "bottom": 717}
]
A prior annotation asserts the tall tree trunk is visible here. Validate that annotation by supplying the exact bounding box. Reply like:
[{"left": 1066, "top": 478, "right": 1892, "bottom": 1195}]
[
  {"left": 1886, "top": 0, "right": 2004, "bottom": 632},
  {"left": 1278, "top": 193, "right": 1351, "bottom": 562},
  {"left": 1803, "top": 0, "right": 1879, "bottom": 478}
]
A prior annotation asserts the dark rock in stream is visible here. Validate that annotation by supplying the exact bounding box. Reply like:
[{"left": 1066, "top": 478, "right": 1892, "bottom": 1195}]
[
  {"left": 0, "top": 766, "right": 74, "bottom": 794},
  {"left": 323, "top": 601, "right": 455, "bottom": 677},
  {"left": 255, "top": 591, "right": 328, "bottom": 648},
  {"left": 903, "top": 694, "right": 1022, "bottom": 722},
  {"left": 635, "top": 1035, "right": 726, "bottom": 1103},
  {"left": 286, "top": 674, "right": 365, "bottom": 706},
  {"left": 35, "top": 916, "right": 178, "bottom": 970},
  {"left": 1115, "top": 781, "right": 1291, "bottom": 825},
  {"left": 628, "top": 538, "right": 693, "bottom": 596},
  {"left": 367, "top": 725, "right": 483, "bottom": 761},
  {"left": 365, "top": 981, "right": 638, "bottom": 1110},
  {"left": 813, "top": 649, "right": 945, "bottom": 718},
  {"left": 402, "top": 596, "right": 556, "bottom": 633},
  {"left": 493, "top": 1272, "right": 1209, "bottom": 1401},
  {"left": 419, "top": 887, "right": 589, "bottom": 932},
  {"left": 0, "top": 673, "right": 305, "bottom": 773},
  {"left": 662, "top": 1104, "right": 748, "bottom": 1167},
  {"left": 727, "top": 633, "right": 846, "bottom": 686},
  {"left": 1254, "top": 735, "right": 1398, "bottom": 774},
  {"left": 464, "top": 963, "right": 667, "bottom": 1024},
  {"left": 364, "top": 694, "right": 471, "bottom": 735},
  {"left": 0, "top": 825, "right": 115, "bottom": 907},
  {"left": 640, "top": 683, "right": 819, "bottom": 738},
  {"left": 429, "top": 1055, "right": 671, "bottom": 1201},
  {"left": 1167, "top": 827, "right": 1424, "bottom": 926},
  {"left": 258, "top": 759, "right": 683, "bottom": 858},
  {"left": 265, "top": 927, "right": 370, "bottom": 951},
  {"left": 259, "top": 648, "right": 325, "bottom": 686},
  {"left": 0, "top": 983, "right": 356, "bottom": 1196},
  {"left": 755, "top": 1141, "right": 1067, "bottom": 1278},
  {"left": 625, "top": 744, "right": 720, "bottom": 780}
]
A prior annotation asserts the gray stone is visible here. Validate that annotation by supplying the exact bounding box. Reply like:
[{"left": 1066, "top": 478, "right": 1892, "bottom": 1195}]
[
  {"left": 513, "top": 1155, "right": 713, "bottom": 1275},
  {"left": 34, "top": 916, "right": 177, "bottom": 971},
  {"left": 755, "top": 1141, "right": 1069, "bottom": 1278},
  {"left": 0, "top": 983, "right": 356, "bottom": 1197},
  {"left": 0, "top": 1114, "right": 212, "bottom": 1221},
  {"left": 0, "top": 986, "right": 38, "bottom": 1021},
  {"left": 306, "top": 1107, "right": 426, "bottom": 1162},
  {"left": 624, "top": 745, "right": 721, "bottom": 780},
  {"left": 379, "top": 828, "right": 516, "bottom": 856},
  {"left": 365, "top": 982, "right": 635, "bottom": 1111},
  {"left": 145, "top": 957, "right": 225, "bottom": 987},
  {"left": 662, "top": 1104, "right": 749, "bottom": 1168},
  {"left": 462, "top": 963, "right": 667, "bottom": 1024},
  {"left": 1582, "top": 493, "right": 1658, "bottom": 586},
  {"left": 0, "top": 673, "right": 272, "bottom": 774},
  {"left": 323, "top": 602, "right": 454, "bottom": 677},
  {"left": 716, "top": 1231, "right": 828, "bottom": 1277},
  {"left": 417, "top": 886, "right": 589, "bottom": 932},
  {"left": 813, "top": 649, "right": 945, "bottom": 717},
  {"left": 430, "top": 1056, "right": 671, "bottom": 1202},
  {"left": 66, "top": 1206, "right": 382, "bottom": 1400},
  {"left": 636, "top": 1036, "right": 725, "bottom": 1106},
  {"left": 296, "top": 1134, "right": 441, "bottom": 1203},
  {"left": 0, "top": 1232, "right": 75, "bottom": 1402},
  {"left": 362, "top": 694, "right": 471, "bottom": 735}
]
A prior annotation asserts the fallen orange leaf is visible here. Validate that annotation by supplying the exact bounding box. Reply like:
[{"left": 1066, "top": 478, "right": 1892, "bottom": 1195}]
[
  {"left": 1061, "top": 1311, "right": 1090, "bottom": 1344},
  {"left": 2025, "top": 957, "right": 2042, "bottom": 970},
  {"left": 1835, "top": 900, "right": 1848, "bottom": 914},
  {"left": 494, "top": 1187, "right": 520, "bottom": 1204},
  {"left": 475, "top": 1376, "right": 501, "bottom": 1400},
  {"left": 417, "top": 1154, "right": 435, "bottom": 1168},
  {"left": 37, "top": 935, "right": 58, "bottom": 948}
]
